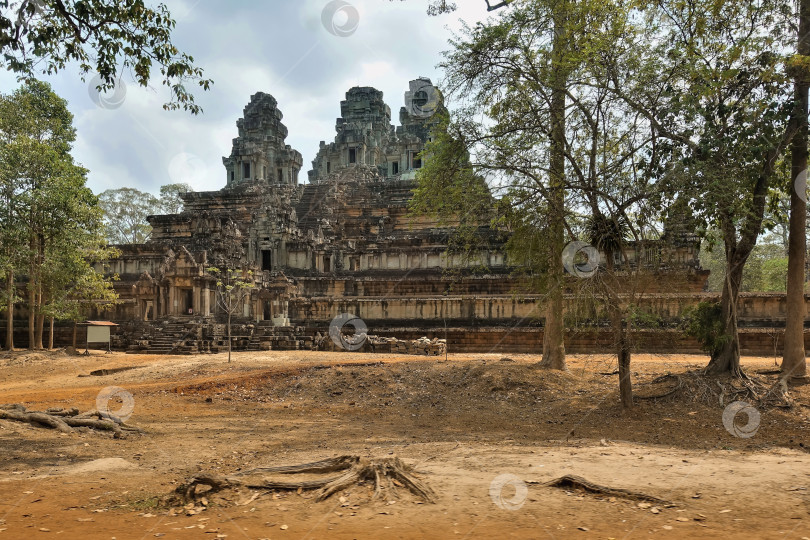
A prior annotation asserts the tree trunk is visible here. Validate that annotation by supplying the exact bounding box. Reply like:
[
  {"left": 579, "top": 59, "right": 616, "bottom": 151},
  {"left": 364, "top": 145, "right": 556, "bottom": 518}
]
[
  {"left": 782, "top": 0, "right": 809, "bottom": 379},
  {"left": 48, "top": 316, "right": 54, "bottom": 350},
  {"left": 27, "top": 282, "right": 35, "bottom": 350},
  {"left": 706, "top": 259, "right": 744, "bottom": 375},
  {"left": 35, "top": 311, "right": 45, "bottom": 350},
  {"left": 4, "top": 270, "right": 13, "bottom": 351},
  {"left": 608, "top": 301, "right": 632, "bottom": 406},
  {"left": 615, "top": 316, "right": 632, "bottom": 409},
  {"left": 539, "top": 5, "right": 567, "bottom": 371},
  {"left": 227, "top": 311, "right": 232, "bottom": 363},
  {"left": 72, "top": 320, "right": 78, "bottom": 349},
  {"left": 603, "top": 249, "right": 632, "bottom": 408}
]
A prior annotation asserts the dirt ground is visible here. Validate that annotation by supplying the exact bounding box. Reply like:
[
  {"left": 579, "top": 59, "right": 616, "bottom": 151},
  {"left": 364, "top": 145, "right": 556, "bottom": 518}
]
[{"left": 1, "top": 349, "right": 809, "bottom": 539}]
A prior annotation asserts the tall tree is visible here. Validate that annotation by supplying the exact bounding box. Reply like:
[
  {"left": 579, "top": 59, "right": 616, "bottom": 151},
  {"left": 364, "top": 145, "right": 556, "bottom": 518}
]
[
  {"left": 612, "top": 0, "right": 797, "bottom": 375},
  {"left": 782, "top": 0, "right": 809, "bottom": 379},
  {"left": 0, "top": 80, "right": 116, "bottom": 349},
  {"left": 158, "top": 182, "right": 192, "bottom": 214},
  {"left": 0, "top": 116, "right": 24, "bottom": 350},
  {"left": 39, "top": 185, "right": 118, "bottom": 348},
  {"left": 414, "top": 1, "right": 665, "bottom": 399},
  {"left": 1, "top": 0, "right": 212, "bottom": 113},
  {"left": 415, "top": 0, "right": 594, "bottom": 371},
  {"left": 98, "top": 187, "right": 159, "bottom": 245}
]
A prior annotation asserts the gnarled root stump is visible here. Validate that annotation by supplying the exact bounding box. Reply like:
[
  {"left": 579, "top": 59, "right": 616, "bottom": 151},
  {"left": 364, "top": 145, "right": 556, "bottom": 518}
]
[
  {"left": 167, "top": 455, "right": 435, "bottom": 508},
  {"left": 0, "top": 404, "right": 142, "bottom": 438},
  {"left": 543, "top": 475, "right": 672, "bottom": 505}
]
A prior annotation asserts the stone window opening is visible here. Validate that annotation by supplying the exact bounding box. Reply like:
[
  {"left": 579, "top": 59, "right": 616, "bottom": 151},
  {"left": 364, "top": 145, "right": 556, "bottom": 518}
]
[
  {"left": 392, "top": 161, "right": 399, "bottom": 175},
  {"left": 230, "top": 170, "right": 235, "bottom": 183},
  {"left": 277, "top": 168, "right": 283, "bottom": 183},
  {"left": 327, "top": 161, "right": 331, "bottom": 174},
  {"left": 262, "top": 249, "right": 272, "bottom": 271},
  {"left": 324, "top": 256, "right": 331, "bottom": 273},
  {"left": 349, "top": 148, "right": 357, "bottom": 164},
  {"left": 243, "top": 162, "right": 251, "bottom": 179}
]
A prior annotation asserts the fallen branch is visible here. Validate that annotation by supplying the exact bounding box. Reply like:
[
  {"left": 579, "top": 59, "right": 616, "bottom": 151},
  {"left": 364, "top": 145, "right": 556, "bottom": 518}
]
[
  {"left": 542, "top": 475, "right": 672, "bottom": 505},
  {"left": 234, "top": 455, "right": 360, "bottom": 476},
  {"left": 0, "top": 404, "right": 142, "bottom": 437},
  {"left": 167, "top": 455, "right": 435, "bottom": 508}
]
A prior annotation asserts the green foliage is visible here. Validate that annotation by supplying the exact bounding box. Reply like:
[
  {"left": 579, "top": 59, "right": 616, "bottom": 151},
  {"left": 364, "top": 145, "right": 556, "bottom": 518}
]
[
  {"left": 626, "top": 305, "right": 663, "bottom": 329},
  {"left": 0, "top": 80, "right": 117, "bottom": 340},
  {"left": 410, "top": 111, "right": 498, "bottom": 272},
  {"left": 98, "top": 183, "right": 193, "bottom": 245},
  {"left": 207, "top": 266, "right": 255, "bottom": 362},
  {"left": 206, "top": 266, "right": 255, "bottom": 316},
  {"left": 681, "top": 300, "right": 731, "bottom": 361},
  {"left": 761, "top": 257, "right": 789, "bottom": 292},
  {"left": 158, "top": 182, "right": 192, "bottom": 214},
  {"left": 700, "top": 237, "right": 790, "bottom": 292},
  {"left": 422, "top": 0, "right": 663, "bottom": 290},
  {"left": 0, "top": 0, "right": 212, "bottom": 113},
  {"left": 586, "top": 214, "right": 630, "bottom": 262},
  {"left": 638, "top": 0, "right": 794, "bottom": 255},
  {"left": 98, "top": 187, "right": 158, "bottom": 245}
]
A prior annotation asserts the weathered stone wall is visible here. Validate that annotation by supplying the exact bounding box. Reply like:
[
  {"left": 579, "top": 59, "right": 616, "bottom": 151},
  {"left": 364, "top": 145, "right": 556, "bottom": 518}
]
[
  {"left": 290, "top": 293, "right": 810, "bottom": 329},
  {"left": 79, "top": 79, "right": 743, "bottom": 357}
]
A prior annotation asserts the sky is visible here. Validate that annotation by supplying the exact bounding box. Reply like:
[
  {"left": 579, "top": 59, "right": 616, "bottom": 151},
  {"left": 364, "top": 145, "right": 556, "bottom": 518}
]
[{"left": 0, "top": 0, "right": 497, "bottom": 196}]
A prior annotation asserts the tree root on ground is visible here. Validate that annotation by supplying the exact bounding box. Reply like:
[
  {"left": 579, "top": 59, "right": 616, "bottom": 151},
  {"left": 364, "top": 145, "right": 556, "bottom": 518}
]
[
  {"left": 632, "top": 370, "right": 794, "bottom": 409},
  {"left": 541, "top": 475, "right": 672, "bottom": 505},
  {"left": 166, "top": 455, "right": 435, "bottom": 508},
  {"left": 0, "top": 404, "right": 142, "bottom": 438},
  {"left": 716, "top": 375, "right": 793, "bottom": 409},
  {"left": 634, "top": 374, "right": 683, "bottom": 400}
]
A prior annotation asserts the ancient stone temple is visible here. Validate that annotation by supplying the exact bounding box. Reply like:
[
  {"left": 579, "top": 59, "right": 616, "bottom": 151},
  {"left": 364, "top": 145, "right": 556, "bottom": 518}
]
[{"left": 99, "top": 78, "right": 711, "bottom": 354}]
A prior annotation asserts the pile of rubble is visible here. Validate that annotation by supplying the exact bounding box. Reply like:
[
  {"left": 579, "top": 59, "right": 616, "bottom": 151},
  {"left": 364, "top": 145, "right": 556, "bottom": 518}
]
[
  {"left": 315, "top": 333, "right": 446, "bottom": 356},
  {"left": 383, "top": 336, "right": 446, "bottom": 356}
]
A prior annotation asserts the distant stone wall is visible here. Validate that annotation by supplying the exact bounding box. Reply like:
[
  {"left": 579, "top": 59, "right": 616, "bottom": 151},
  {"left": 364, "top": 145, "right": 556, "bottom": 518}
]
[
  {"left": 291, "top": 293, "right": 810, "bottom": 329},
  {"left": 335, "top": 327, "right": 808, "bottom": 356}
]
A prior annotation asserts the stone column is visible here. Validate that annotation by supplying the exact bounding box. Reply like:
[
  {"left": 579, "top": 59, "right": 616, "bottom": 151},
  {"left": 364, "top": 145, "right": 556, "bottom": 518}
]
[
  {"left": 203, "top": 286, "right": 210, "bottom": 316},
  {"left": 169, "top": 284, "right": 177, "bottom": 315},
  {"left": 192, "top": 285, "right": 200, "bottom": 314}
]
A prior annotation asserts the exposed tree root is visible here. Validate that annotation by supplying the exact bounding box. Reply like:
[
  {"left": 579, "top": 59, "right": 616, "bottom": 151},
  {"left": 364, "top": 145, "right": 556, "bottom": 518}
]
[
  {"left": 166, "top": 455, "right": 435, "bottom": 508},
  {"left": 634, "top": 374, "right": 683, "bottom": 400},
  {"left": 542, "top": 475, "right": 672, "bottom": 505},
  {"left": 0, "top": 404, "right": 142, "bottom": 438},
  {"left": 632, "top": 370, "right": 794, "bottom": 409}
]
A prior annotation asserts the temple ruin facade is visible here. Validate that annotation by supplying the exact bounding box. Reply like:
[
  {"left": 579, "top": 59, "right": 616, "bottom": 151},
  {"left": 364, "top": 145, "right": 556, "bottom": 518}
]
[{"left": 73, "top": 77, "right": 736, "bottom": 354}]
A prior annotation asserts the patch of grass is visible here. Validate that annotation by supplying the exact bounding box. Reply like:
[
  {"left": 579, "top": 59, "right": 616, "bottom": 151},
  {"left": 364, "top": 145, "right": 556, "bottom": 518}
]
[{"left": 124, "top": 495, "right": 161, "bottom": 512}]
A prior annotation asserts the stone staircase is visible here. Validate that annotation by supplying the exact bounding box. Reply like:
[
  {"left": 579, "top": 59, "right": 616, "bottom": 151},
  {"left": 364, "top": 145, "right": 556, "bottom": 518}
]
[
  {"left": 122, "top": 317, "right": 314, "bottom": 355},
  {"left": 125, "top": 317, "right": 203, "bottom": 355}
]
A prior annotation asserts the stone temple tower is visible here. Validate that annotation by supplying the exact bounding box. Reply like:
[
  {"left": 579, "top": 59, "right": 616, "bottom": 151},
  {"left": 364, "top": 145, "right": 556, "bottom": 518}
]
[
  {"left": 308, "top": 78, "right": 444, "bottom": 184},
  {"left": 222, "top": 92, "right": 303, "bottom": 187}
]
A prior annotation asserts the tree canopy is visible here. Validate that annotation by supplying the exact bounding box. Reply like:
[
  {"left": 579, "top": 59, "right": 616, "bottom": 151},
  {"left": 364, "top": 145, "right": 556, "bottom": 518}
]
[
  {"left": 0, "top": 79, "right": 117, "bottom": 349},
  {"left": 98, "top": 183, "right": 193, "bottom": 245},
  {"left": 415, "top": 0, "right": 809, "bottom": 397},
  {"left": 0, "top": 0, "right": 212, "bottom": 113}
]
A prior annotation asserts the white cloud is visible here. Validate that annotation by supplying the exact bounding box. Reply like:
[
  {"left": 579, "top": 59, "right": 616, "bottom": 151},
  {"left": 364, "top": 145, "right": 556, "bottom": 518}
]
[{"left": 3, "top": 1, "right": 494, "bottom": 196}]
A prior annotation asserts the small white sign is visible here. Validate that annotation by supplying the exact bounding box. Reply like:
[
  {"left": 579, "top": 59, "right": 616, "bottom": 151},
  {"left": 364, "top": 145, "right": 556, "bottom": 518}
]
[{"left": 87, "top": 326, "right": 111, "bottom": 343}]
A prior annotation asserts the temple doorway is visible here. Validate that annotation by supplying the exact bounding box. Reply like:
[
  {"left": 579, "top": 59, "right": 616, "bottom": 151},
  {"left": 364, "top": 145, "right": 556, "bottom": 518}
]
[{"left": 183, "top": 289, "right": 193, "bottom": 314}]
